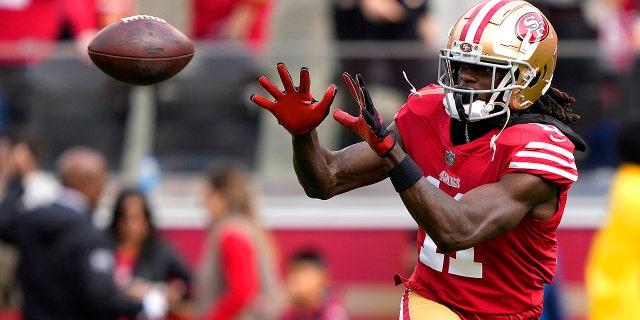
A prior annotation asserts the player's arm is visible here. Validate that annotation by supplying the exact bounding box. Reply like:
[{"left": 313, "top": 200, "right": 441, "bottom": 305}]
[
  {"left": 384, "top": 145, "right": 558, "bottom": 252},
  {"left": 292, "top": 131, "right": 387, "bottom": 199},
  {"left": 337, "top": 73, "right": 558, "bottom": 252}
]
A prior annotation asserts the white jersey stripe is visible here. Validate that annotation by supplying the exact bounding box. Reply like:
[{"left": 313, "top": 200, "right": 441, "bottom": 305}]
[
  {"left": 464, "top": 0, "right": 504, "bottom": 42},
  {"left": 524, "top": 141, "right": 575, "bottom": 160},
  {"left": 514, "top": 150, "right": 577, "bottom": 169},
  {"left": 509, "top": 161, "right": 578, "bottom": 181}
]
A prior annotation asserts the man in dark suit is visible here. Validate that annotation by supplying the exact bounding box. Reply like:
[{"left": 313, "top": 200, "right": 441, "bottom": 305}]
[{"left": 0, "top": 146, "right": 168, "bottom": 320}]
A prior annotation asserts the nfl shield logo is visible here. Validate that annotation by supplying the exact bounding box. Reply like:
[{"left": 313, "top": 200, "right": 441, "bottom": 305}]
[{"left": 445, "top": 150, "right": 455, "bottom": 166}]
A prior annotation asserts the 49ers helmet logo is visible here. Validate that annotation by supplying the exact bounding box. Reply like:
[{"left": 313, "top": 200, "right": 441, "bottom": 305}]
[
  {"left": 459, "top": 42, "right": 473, "bottom": 52},
  {"left": 516, "top": 12, "right": 549, "bottom": 42}
]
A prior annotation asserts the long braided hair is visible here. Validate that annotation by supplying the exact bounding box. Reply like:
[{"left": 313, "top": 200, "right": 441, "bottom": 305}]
[
  {"left": 515, "top": 87, "right": 580, "bottom": 125},
  {"left": 475, "top": 86, "right": 581, "bottom": 135}
]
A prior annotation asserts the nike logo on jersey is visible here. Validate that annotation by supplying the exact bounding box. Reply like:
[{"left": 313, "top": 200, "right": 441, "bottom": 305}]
[
  {"left": 534, "top": 123, "right": 568, "bottom": 143},
  {"left": 549, "top": 134, "right": 567, "bottom": 143}
]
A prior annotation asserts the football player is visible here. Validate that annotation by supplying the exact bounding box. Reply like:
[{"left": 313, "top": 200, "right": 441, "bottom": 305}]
[{"left": 250, "top": 0, "right": 585, "bottom": 318}]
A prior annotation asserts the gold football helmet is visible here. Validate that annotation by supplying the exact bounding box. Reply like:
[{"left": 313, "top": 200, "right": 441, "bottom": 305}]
[{"left": 438, "top": 0, "right": 558, "bottom": 122}]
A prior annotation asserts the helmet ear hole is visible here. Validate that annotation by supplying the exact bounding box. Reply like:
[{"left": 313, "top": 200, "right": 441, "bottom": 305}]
[
  {"left": 527, "top": 65, "right": 547, "bottom": 89},
  {"left": 513, "top": 69, "right": 521, "bottom": 84},
  {"left": 528, "top": 73, "right": 540, "bottom": 88}
]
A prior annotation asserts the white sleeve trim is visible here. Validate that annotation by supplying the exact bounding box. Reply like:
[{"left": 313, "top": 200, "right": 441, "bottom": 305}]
[{"left": 508, "top": 161, "right": 578, "bottom": 181}]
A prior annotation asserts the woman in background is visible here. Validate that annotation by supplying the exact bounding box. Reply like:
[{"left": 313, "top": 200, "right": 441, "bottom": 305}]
[
  {"left": 107, "top": 188, "right": 193, "bottom": 319},
  {"left": 195, "top": 162, "right": 283, "bottom": 320}
]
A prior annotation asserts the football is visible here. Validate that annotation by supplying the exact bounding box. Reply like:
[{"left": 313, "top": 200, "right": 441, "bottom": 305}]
[{"left": 87, "top": 15, "right": 195, "bottom": 86}]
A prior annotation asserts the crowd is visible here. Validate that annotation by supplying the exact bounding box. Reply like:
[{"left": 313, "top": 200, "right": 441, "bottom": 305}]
[
  {"left": 0, "top": 0, "right": 353, "bottom": 319},
  {"left": 2, "top": 0, "right": 638, "bottom": 171},
  {"left": 0, "top": 137, "right": 348, "bottom": 319}
]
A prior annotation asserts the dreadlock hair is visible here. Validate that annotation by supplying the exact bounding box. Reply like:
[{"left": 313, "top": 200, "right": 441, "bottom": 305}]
[
  {"left": 453, "top": 86, "right": 582, "bottom": 145},
  {"left": 514, "top": 87, "right": 580, "bottom": 125}
]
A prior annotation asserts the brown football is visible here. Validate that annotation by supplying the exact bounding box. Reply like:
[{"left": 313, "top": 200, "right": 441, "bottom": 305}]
[{"left": 87, "top": 15, "right": 195, "bottom": 86}]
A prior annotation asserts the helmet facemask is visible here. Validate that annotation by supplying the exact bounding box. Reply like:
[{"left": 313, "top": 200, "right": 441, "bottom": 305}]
[{"left": 438, "top": 41, "right": 536, "bottom": 123}]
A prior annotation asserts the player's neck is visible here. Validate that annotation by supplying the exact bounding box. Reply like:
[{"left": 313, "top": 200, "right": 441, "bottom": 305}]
[{"left": 450, "top": 118, "right": 500, "bottom": 146}]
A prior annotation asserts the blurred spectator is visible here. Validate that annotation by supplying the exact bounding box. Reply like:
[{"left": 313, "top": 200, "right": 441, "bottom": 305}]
[
  {"left": 0, "top": 127, "right": 59, "bottom": 317},
  {"left": 331, "top": 0, "right": 439, "bottom": 148},
  {"left": 153, "top": 0, "right": 269, "bottom": 171},
  {"left": 280, "top": 250, "right": 348, "bottom": 320},
  {"left": 527, "top": 0, "right": 598, "bottom": 166},
  {"left": 0, "top": 135, "right": 20, "bottom": 319},
  {"left": 194, "top": 161, "right": 284, "bottom": 320},
  {"left": 106, "top": 188, "right": 193, "bottom": 319},
  {"left": 583, "top": 0, "right": 639, "bottom": 75},
  {"left": 554, "top": 0, "right": 639, "bottom": 169},
  {"left": 585, "top": 0, "right": 640, "bottom": 113},
  {"left": 580, "top": 0, "right": 640, "bottom": 170},
  {"left": 0, "top": 146, "right": 170, "bottom": 320},
  {"left": 0, "top": 240, "right": 18, "bottom": 319},
  {"left": 0, "top": 127, "right": 59, "bottom": 210},
  {"left": 585, "top": 120, "right": 640, "bottom": 320},
  {"left": 0, "top": 0, "right": 98, "bottom": 130},
  {"left": 0, "top": 0, "right": 97, "bottom": 64},
  {"left": 190, "top": 0, "right": 274, "bottom": 53}
]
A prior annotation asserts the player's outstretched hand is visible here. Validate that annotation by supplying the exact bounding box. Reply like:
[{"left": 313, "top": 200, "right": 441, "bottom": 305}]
[
  {"left": 250, "top": 63, "right": 337, "bottom": 136},
  {"left": 333, "top": 73, "right": 396, "bottom": 156}
]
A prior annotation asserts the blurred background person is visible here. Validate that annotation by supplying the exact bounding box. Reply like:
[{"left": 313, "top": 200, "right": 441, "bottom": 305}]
[
  {"left": 331, "top": 0, "right": 439, "bottom": 148},
  {"left": 280, "top": 249, "right": 348, "bottom": 320},
  {"left": 0, "top": 0, "right": 98, "bottom": 131},
  {"left": 0, "top": 134, "right": 20, "bottom": 319},
  {"left": 190, "top": 0, "right": 274, "bottom": 54},
  {"left": 0, "top": 146, "right": 169, "bottom": 320},
  {"left": 585, "top": 119, "right": 640, "bottom": 320},
  {"left": 0, "top": 127, "right": 59, "bottom": 319},
  {"left": 579, "top": 0, "right": 640, "bottom": 170},
  {"left": 154, "top": 0, "right": 276, "bottom": 172},
  {"left": 0, "top": 127, "right": 60, "bottom": 210},
  {"left": 106, "top": 188, "right": 193, "bottom": 320},
  {"left": 195, "top": 162, "right": 284, "bottom": 320}
]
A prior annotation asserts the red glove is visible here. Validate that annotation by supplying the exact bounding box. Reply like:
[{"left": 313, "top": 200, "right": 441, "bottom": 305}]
[
  {"left": 250, "top": 63, "right": 337, "bottom": 136},
  {"left": 333, "top": 73, "right": 396, "bottom": 156}
]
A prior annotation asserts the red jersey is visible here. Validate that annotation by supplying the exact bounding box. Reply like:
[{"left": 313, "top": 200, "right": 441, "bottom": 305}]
[{"left": 394, "top": 86, "right": 578, "bottom": 318}]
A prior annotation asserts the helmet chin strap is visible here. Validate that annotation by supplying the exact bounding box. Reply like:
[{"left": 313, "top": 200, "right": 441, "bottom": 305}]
[
  {"left": 448, "top": 70, "right": 513, "bottom": 122},
  {"left": 402, "top": 71, "right": 420, "bottom": 96},
  {"left": 444, "top": 73, "right": 514, "bottom": 145},
  {"left": 490, "top": 107, "right": 510, "bottom": 161},
  {"left": 453, "top": 89, "right": 470, "bottom": 123}
]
